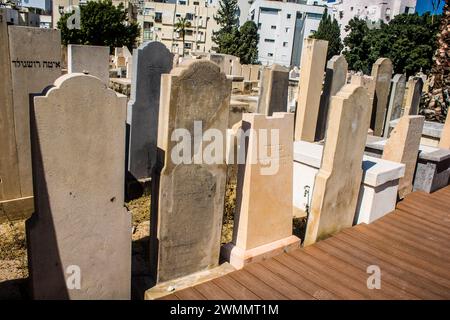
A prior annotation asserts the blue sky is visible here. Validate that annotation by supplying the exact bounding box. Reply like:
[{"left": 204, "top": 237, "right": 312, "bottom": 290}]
[{"left": 413, "top": 0, "right": 444, "bottom": 14}]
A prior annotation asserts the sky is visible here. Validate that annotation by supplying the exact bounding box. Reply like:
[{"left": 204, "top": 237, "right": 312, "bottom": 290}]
[{"left": 413, "top": 0, "right": 444, "bottom": 15}]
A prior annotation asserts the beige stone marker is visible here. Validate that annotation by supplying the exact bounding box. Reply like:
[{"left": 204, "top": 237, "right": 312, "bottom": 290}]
[
  {"left": 304, "top": 84, "right": 371, "bottom": 246},
  {"left": 0, "top": 25, "right": 61, "bottom": 222},
  {"left": 257, "top": 64, "right": 289, "bottom": 116},
  {"left": 294, "top": 38, "right": 328, "bottom": 142},
  {"left": 150, "top": 60, "right": 230, "bottom": 283},
  {"left": 403, "top": 77, "right": 424, "bottom": 116},
  {"left": 27, "top": 74, "right": 131, "bottom": 299},
  {"left": 371, "top": 58, "right": 393, "bottom": 136},
  {"left": 222, "top": 113, "right": 300, "bottom": 269},
  {"left": 440, "top": 112, "right": 450, "bottom": 149},
  {"left": 241, "top": 64, "right": 251, "bottom": 80},
  {"left": 382, "top": 115, "right": 425, "bottom": 199},
  {"left": 250, "top": 64, "right": 260, "bottom": 81}
]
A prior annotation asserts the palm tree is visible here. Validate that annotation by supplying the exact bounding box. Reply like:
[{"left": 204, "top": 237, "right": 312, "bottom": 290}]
[{"left": 174, "top": 17, "right": 192, "bottom": 57}]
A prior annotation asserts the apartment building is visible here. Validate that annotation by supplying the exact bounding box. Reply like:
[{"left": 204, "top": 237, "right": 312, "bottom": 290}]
[
  {"left": 328, "top": 0, "right": 417, "bottom": 38},
  {"left": 137, "top": 0, "right": 218, "bottom": 55},
  {"left": 249, "top": 0, "right": 326, "bottom": 67}
]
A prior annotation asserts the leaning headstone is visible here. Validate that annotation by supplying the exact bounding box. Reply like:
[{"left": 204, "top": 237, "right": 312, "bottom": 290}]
[
  {"left": 371, "top": 58, "right": 393, "bottom": 136},
  {"left": 127, "top": 42, "right": 173, "bottom": 180},
  {"left": 383, "top": 74, "right": 407, "bottom": 138},
  {"left": 315, "top": 55, "right": 348, "bottom": 141},
  {"left": 440, "top": 112, "right": 450, "bottom": 149},
  {"left": 257, "top": 64, "right": 289, "bottom": 116},
  {"left": 27, "top": 73, "right": 131, "bottom": 299},
  {"left": 303, "top": 84, "right": 371, "bottom": 246},
  {"left": 382, "top": 115, "right": 425, "bottom": 199},
  {"left": 403, "top": 77, "right": 424, "bottom": 116},
  {"left": 0, "top": 26, "right": 61, "bottom": 222},
  {"left": 68, "top": 44, "right": 110, "bottom": 84},
  {"left": 150, "top": 60, "right": 230, "bottom": 284},
  {"left": 294, "top": 38, "right": 328, "bottom": 142},
  {"left": 222, "top": 113, "right": 300, "bottom": 269}
]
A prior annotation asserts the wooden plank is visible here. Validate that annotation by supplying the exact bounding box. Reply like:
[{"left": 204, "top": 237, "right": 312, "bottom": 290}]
[
  {"left": 175, "top": 287, "right": 207, "bottom": 300},
  {"left": 301, "top": 246, "right": 415, "bottom": 299},
  {"left": 212, "top": 274, "right": 261, "bottom": 300},
  {"left": 260, "top": 258, "right": 338, "bottom": 300},
  {"left": 316, "top": 236, "right": 442, "bottom": 299},
  {"left": 397, "top": 200, "right": 450, "bottom": 223},
  {"left": 404, "top": 192, "right": 450, "bottom": 214},
  {"left": 395, "top": 208, "right": 450, "bottom": 236},
  {"left": 229, "top": 269, "right": 288, "bottom": 300},
  {"left": 274, "top": 253, "right": 367, "bottom": 299},
  {"left": 194, "top": 281, "right": 234, "bottom": 300},
  {"left": 244, "top": 262, "right": 315, "bottom": 300},
  {"left": 158, "top": 294, "right": 180, "bottom": 300},
  {"left": 289, "top": 249, "right": 393, "bottom": 299}
]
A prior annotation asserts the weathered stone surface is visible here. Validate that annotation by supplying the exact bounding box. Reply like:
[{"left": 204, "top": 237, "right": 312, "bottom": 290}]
[
  {"left": 439, "top": 110, "right": 450, "bottom": 149},
  {"left": 414, "top": 149, "right": 450, "bottom": 193},
  {"left": 294, "top": 38, "right": 328, "bottom": 142},
  {"left": 127, "top": 42, "right": 173, "bottom": 180},
  {"left": 371, "top": 58, "right": 393, "bottom": 136},
  {"left": 67, "top": 44, "right": 110, "bottom": 84},
  {"left": 241, "top": 64, "right": 251, "bottom": 81},
  {"left": 382, "top": 115, "right": 425, "bottom": 199},
  {"left": 403, "top": 77, "right": 424, "bottom": 116},
  {"left": 315, "top": 55, "right": 348, "bottom": 141},
  {"left": 384, "top": 74, "right": 406, "bottom": 137},
  {"left": 304, "top": 84, "right": 371, "bottom": 246},
  {"left": 231, "top": 59, "right": 241, "bottom": 76},
  {"left": 27, "top": 74, "right": 131, "bottom": 299},
  {"left": 150, "top": 60, "right": 230, "bottom": 284},
  {"left": 250, "top": 65, "right": 259, "bottom": 81},
  {"left": 257, "top": 64, "right": 289, "bottom": 116},
  {"left": 0, "top": 26, "right": 61, "bottom": 221},
  {"left": 222, "top": 113, "right": 300, "bottom": 268}
]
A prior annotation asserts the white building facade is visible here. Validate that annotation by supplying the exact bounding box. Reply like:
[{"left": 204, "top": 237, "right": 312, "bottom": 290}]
[
  {"left": 327, "top": 0, "right": 417, "bottom": 39},
  {"left": 248, "top": 0, "right": 327, "bottom": 67}
]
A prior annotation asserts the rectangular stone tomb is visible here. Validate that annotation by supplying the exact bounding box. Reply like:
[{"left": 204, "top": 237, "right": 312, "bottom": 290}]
[
  {"left": 365, "top": 135, "right": 450, "bottom": 193},
  {"left": 293, "top": 141, "right": 405, "bottom": 224}
]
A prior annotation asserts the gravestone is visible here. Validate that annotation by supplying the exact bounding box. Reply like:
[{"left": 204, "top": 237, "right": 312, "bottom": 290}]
[
  {"left": 315, "top": 55, "right": 348, "bottom": 141},
  {"left": 222, "top": 113, "right": 300, "bottom": 269},
  {"left": 294, "top": 38, "right": 328, "bottom": 142},
  {"left": 403, "top": 77, "right": 424, "bottom": 116},
  {"left": 150, "top": 60, "right": 230, "bottom": 284},
  {"left": 304, "top": 84, "right": 371, "bottom": 246},
  {"left": 382, "top": 115, "right": 425, "bottom": 199},
  {"left": 27, "top": 74, "right": 131, "bottom": 299},
  {"left": 250, "top": 65, "right": 259, "bottom": 81},
  {"left": 68, "top": 44, "right": 110, "bottom": 84},
  {"left": 383, "top": 74, "right": 407, "bottom": 138},
  {"left": 231, "top": 59, "right": 241, "bottom": 76},
  {"left": 371, "top": 58, "right": 393, "bottom": 136},
  {"left": 0, "top": 26, "right": 61, "bottom": 221},
  {"left": 127, "top": 42, "right": 173, "bottom": 180},
  {"left": 440, "top": 112, "right": 450, "bottom": 149},
  {"left": 257, "top": 64, "right": 289, "bottom": 116},
  {"left": 241, "top": 64, "right": 251, "bottom": 81}
]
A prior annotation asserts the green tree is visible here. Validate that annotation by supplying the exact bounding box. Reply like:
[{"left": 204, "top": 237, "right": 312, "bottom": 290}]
[
  {"left": 310, "top": 8, "right": 343, "bottom": 61},
  {"left": 174, "top": 17, "right": 192, "bottom": 57},
  {"left": 212, "top": 0, "right": 239, "bottom": 53},
  {"left": 343, "top": 13, "right": 441, "bottom": 77},
  {"left": 57, "top": 0, "right": 140, "bottom": 51},
  {"left": 235, "top": 21, "right": 259, "bottom": 64}
]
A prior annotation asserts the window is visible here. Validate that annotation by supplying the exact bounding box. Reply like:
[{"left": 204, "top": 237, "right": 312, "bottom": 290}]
[
  {"left": 179, "top": 0, "right": 186, "bottom": 5},
  {"left": 285, "top": 27, "right": 290, "bottom": 33},
  {"left": 283, "top": 42, "right": 288, "bottom": 47},
  {"left": 287, "top": 13, "right": 291, "bottom": 19},
  {"left": 350, "top": 7, "right": 354, "bottom": 11},
  {"left": 268, "top": 53, "right": 273, "bottom": 57},
  {"left": 264, "top": 38, "right": 275, "bottom": 43},
  {"left": 176, "top": 13, "right": 181, "bottom": 18},
  {"left": 339, "top": 11, "right": 344, "bottom": 19},
  {"left": 155, "top": 12, "right": 162, "bottom": 23},
  {"left": 184, "top": 42, "right": 192, "bottom": 49},
  {"left": 271, "top": 25, "right": 276, "bottom": 29},
  {"left": 186, "top": 30, "right": 193, "bottom": 36},
  {"left": 258, "top": 23, "right": 262, "bottom": 30},
  {"left": 193, "top": 1, "right": 199, "bottom": 5},
  {"left": 186, "top": 13, "right": 194, "bottom": 20}
]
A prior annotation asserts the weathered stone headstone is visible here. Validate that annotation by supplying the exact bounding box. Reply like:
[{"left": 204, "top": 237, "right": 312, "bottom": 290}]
[
  {"left": 383, "top": 74, "right": 407, "bottom": 138},
  {"left": 294, "top": 38, "right": 328, "bottom": 142},
  {"left": 127, "top": 42, "right": 173, "bottom": 180},
  {"left": 250, "top": 65, "right": 259, "bottom": 81},
  {"left": 150, "top": 60, "right": 230, "bottom": 283},
  {"left": 370, "top": 58, "right": 393, "bottom": 136},
  {"left": 257, "top": 64, "right": 289, "bottom": 116},
  {"left": 315, "top": 55, "right": 348, "bottom": 141},
  {"left": 68, "top": 44, "right": 110, "bottom": 84},
  {"left": 27, "top": 73, "right": 131, "bottom": 299},
  {"left": 231, "top": 59, "right": 241, "bottom": 76},
  {"left": 382, "top": 115, "right": 425, "bottom": 199},
  {"left": 440, "top": 112, "right": 450, "bottom": 149},
  {"left": 0, "top": 26, "right": 61, "bottom": 222},
  {"left": 403, "top": 77, "right": 424, "bottom": 116},
  {"left": 304, "top": 84, "right": 371, "bottom": 246},
  {"left": 222, "top": 113, "right": 300, "bottom": 269},
  {"left": 241, "top": 64, "right": 251, "bottom": 81}
]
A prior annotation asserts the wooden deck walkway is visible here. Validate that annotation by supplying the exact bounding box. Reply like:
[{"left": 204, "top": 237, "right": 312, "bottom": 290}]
[{"left": 161, "top": 186, "right": 450, "bottom": 300}]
